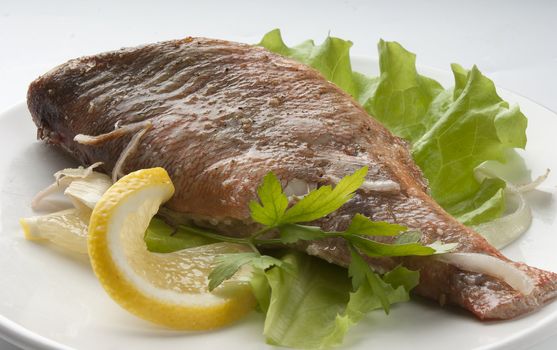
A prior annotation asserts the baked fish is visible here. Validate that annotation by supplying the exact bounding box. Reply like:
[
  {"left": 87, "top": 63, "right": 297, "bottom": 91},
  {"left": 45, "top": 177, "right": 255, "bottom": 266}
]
[{"left": 27, "top": 37, "right": 557, "bottom": 320}]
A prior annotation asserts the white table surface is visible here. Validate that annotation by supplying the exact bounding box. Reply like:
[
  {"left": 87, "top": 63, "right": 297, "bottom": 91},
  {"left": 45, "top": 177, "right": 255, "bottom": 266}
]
[{"left": 0, "top": 0, "right": 555, "bottom": 349}]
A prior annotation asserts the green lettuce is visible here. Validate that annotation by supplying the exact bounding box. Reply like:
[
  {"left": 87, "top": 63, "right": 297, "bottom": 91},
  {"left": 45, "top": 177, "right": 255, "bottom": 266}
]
[
  {"left": 258, "top": 29, "right": 528, "bottom": 225},
  {"left": 144, "top": 217, "right": 217, "bottom": 253},
  {"left": 252, "top": 252, "right": 417, "bottom": 349}
]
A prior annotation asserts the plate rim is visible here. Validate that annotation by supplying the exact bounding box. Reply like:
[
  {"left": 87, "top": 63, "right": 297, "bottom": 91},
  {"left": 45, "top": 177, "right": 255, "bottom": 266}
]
[{"left": 0, "top": 314, "right": 69, "bottom": 350}]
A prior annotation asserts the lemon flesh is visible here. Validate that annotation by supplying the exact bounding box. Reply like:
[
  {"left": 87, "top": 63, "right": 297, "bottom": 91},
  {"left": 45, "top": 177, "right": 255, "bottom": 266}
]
[
  {"left": 88, "top": 167, "right": 255, "bottom": 330},
  {"left": 20, "top": 209, "right": 90, "bottom": 254}
]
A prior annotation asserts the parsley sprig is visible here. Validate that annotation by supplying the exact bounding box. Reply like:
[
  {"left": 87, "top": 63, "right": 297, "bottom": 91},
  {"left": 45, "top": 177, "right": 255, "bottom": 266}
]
[{"left": 186, "top": 167, "right": 456, "bottom": 296}]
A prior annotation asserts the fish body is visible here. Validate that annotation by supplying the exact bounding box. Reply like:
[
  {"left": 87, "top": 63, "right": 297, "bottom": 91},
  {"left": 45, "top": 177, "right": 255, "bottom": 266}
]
[{"left": 27, "top": 37, "right": 557, "bottom": 319}]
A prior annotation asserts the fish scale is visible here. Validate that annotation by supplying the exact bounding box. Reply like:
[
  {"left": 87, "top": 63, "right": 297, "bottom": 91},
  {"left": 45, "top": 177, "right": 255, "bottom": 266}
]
[{"left": 27, "top": 37, "right": 557, "bottom": 320}]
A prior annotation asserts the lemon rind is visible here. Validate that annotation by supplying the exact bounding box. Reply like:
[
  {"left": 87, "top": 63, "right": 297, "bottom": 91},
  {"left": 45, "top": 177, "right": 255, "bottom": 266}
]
[{"left": 88, "top": 168, "right": 255, "bottom": 330}]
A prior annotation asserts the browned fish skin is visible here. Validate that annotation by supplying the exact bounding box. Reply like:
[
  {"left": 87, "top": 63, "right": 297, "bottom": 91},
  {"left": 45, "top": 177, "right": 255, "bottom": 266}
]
[{"left": 27, "top": 37, "right": 557, "bottom": 320}]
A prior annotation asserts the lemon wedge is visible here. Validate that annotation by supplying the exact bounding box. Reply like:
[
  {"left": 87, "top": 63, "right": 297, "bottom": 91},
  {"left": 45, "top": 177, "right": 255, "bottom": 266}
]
[
  {"left": 87, "top": 167, "right": 255, "bottom": 330},
  {"left": 20, "top": 209, "right": 90, "bottom": 254}
]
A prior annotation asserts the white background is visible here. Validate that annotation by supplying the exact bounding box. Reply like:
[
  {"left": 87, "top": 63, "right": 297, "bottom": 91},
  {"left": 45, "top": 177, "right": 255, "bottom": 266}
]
[{"left": 0, "top": 0, "right": 556, "bottom": 349}]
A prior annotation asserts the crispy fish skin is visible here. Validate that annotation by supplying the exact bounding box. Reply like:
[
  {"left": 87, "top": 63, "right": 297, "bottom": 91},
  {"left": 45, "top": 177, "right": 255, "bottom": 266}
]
[{"left": 27, "top": 38, "right": 557, "bottom": 320}]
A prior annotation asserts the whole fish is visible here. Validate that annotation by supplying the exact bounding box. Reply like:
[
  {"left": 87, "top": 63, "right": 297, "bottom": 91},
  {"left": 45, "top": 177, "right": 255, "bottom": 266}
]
[{"left": 27, "top": 37, "right": 557, "bottom": 320}]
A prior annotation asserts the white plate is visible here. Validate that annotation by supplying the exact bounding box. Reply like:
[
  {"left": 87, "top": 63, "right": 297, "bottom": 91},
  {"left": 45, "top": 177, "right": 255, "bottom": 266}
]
[{"left": 1, "top": 58, "right": 557, "bottom": 350}]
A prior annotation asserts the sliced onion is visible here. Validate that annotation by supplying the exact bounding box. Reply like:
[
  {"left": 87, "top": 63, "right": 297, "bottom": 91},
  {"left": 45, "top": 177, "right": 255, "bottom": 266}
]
[
  {"left": 111, "top": 122, "right": 152, "bottom": 182},
  {"left": 25, "top": 165, "right": 113, "bottom": 254},
  {"left": 360, "top": 179, "right": 400, "bottom": 193},
  {"left": 436, "top": 253, "right": 534, "bottom": 295},
  {"left": 31, "top": 182, "right": 62, "bottom": 210},
  {"left": 74, "top": 120, "right": 151, "bottom": 146},
  {"left": 284, "top": 178, "right": 316, "bottom": 197},
  {"left": 65, "top": 172, "right": 113, "bottom": 210},
  {"left": 326, "top": 175, "right": 401, "bottom": 193},
  {"left": 54, "top": 161, "right": 103, "bottom": 181},
  {"left": 471, "top": 168, "right": 550, "bottom": 249},
  {"left": 471, "top": 185, "right": 531, "bottom": 249},
  {"left": 73, "top": 120, "right": 153, "bottom": 182},
  {"left": 32, "top": 162, "right": 104, "bottom": 209},
  {"left": 516, "top": 169, "right": 550, "bottom": 193}
]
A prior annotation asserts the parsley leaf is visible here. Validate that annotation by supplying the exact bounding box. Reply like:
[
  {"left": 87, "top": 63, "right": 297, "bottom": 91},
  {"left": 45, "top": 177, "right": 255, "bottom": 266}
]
[
  {"left": 347, "top": 245, "right": 369, "bottom": 290},
  {"left": 347, "top": 235, "right": 437, "bottom": 257},
  {"left": 345, "top": 213, "right": 406, "bottom": 236},
  {"left": 278, "top": 224, "right": 328, "bottom": 243},
  {"left": 348, "top": 246, "right": 390, "bottom": 312},
  {"left": 248, "top": 172, "right": 288, "bottom": 226},
  {"left": 280, "top": 166, "right": 368, "bottom": 224},
  {"left": 208, "top": 252, "right": 284, "bottom": 291},
  {"left": 383, "top": 265, "right": 420, "bottom": 291},
  {"left": 428, "top": 241, "right": 459, "bottom": 254},
  {"left": 394, "top": 230, "right": 422, "bottom": 244},
  {"left": 208, "top": 252, "right": 258, "bottom": 291},
  {"left": 321, "top": 264, "right": 419, "bottom": 347},
  {"left": 154, "top": 166, "right": 455, "bottom": 294}
]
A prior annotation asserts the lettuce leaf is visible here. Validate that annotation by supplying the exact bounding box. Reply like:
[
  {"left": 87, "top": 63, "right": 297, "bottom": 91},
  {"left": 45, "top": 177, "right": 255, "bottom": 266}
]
[
  {"left": 411, "top": 64, "right": 526, "bottom": 211},
  {"left": 259, "top": 29, "right": 359, "bottom": 97},
  {"left": 322, "top": 265, "right": 418, "bottom": 347},
  {"left": 254, "top": 252, "right": 416, "bottom": 349},
  {"left": 364, "top": 40, "right": 445, "bottom": 141},
  {"left": 144, "top": 217, "right": 217, "bottom": 253},
  {"left": 258, "top": 29, "right": 528, "bottom": 225},
  {"left": 259, "top": 253, "right": 351, "bottom": 349}
]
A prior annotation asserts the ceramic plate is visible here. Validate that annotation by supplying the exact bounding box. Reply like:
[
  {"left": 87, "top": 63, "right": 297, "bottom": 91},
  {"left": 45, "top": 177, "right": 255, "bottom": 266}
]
[{"left": 1, "top": 58, "right": 556, "bottom": 350}]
